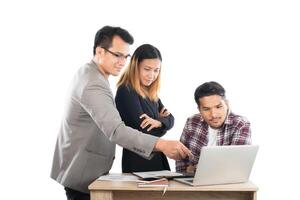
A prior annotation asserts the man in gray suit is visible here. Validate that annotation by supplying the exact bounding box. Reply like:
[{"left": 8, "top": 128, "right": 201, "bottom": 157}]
[{"left": 51, "top": 26, "right": 191, "bottom": 200}]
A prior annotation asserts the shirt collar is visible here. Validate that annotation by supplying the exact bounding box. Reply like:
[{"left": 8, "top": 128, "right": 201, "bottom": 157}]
[
  {"left": 90, "top": 60, "right": 110, "bottom": 84},
  {"left": 90, "top": 60, "right": 100, "bottom": 72}
]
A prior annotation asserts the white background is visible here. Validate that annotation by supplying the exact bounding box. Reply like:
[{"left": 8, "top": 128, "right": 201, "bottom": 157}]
[{"left": 0, "top": 0, "right": 299, "bottom": 199}]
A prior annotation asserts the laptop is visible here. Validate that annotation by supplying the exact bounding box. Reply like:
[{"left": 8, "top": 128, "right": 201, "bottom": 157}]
[{"left": 175, "top": 145, "right": 258, "bottom": 186}]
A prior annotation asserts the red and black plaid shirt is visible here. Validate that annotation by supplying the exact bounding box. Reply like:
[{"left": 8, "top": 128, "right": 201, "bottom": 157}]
[{"left": 176, "top": 111, "right": 251, "bottom": 172}]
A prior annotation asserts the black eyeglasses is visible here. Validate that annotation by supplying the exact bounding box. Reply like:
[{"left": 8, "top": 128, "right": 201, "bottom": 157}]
[{"left": 102, "top": 47, "right": 130, "bottom": 60}]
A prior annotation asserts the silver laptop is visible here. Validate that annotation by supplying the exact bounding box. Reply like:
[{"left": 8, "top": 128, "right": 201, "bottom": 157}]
[{"left": 175, "top": 145, "right": 258, "bottom": 186}]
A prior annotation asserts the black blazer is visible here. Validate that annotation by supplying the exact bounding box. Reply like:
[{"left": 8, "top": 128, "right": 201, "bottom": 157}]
[{"left": 115, "top": 84, "right": 174, "bottom": 172}]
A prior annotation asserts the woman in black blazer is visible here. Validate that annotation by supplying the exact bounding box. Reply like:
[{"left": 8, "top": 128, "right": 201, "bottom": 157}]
[{"left": 115, "top": 44, "right": 174, "bottom": 173}]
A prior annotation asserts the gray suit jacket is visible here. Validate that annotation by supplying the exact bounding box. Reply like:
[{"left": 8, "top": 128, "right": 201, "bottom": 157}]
[{"left": 51, "top": 61, "right": 158, "bottom": 193}]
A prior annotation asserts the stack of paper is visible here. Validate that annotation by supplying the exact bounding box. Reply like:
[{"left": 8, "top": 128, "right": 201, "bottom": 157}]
[
  {"left": 97, "top": 173, "right": 139, "bottom": 182},
  {"left": 137, "top": 178, "right": 169, "bottom": 187}
]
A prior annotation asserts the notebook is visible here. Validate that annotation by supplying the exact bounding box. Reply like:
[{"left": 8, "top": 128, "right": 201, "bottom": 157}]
[{"left": 175, "top": 145, "right": 258, "bottom": 186}]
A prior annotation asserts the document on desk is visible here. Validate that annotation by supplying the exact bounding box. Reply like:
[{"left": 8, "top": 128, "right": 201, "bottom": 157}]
[
  {"left": 133, "top": 170, "right": 183, "bottom": 179},
  {"left": 97, "top": 173, "right": 139, "bottom": 182}
]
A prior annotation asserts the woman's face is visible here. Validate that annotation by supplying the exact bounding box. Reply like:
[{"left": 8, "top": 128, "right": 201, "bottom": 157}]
[{"left": 139, "top": 58, "right": 161, "bottom": 87}]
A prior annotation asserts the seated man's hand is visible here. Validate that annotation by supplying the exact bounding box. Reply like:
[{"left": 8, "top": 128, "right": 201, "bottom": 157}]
[
  {"left": 154, "top": 139, "right": 192, "bottom": 160},
  {"left": 186, "top": 165, "right": 196, "bottom": 173}
]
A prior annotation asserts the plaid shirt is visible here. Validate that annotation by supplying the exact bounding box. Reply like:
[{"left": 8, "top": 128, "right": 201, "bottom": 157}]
[{"left": 176, "top": 111, "right": 251, "bottom": 172}]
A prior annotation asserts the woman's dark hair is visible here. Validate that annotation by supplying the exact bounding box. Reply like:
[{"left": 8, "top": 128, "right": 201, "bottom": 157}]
[{"left": 132, "top": 44, "right": 162, "bottom": 62}]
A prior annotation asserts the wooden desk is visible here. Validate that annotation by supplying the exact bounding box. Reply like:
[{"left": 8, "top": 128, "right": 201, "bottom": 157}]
[{"left": 89, "top": 179, "right": 258, "bottom": 200}]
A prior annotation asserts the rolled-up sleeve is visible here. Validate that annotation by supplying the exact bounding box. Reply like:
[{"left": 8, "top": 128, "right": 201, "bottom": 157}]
[{"left": 80, "top": 80, "right": 158, "bottom": 158}]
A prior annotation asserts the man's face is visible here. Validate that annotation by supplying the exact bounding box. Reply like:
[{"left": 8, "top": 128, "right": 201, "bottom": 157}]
[
  {"left": 97, "top": 35, "right": 130, "bottom": 78},
  {"left": 198, "top": 95, "right": 228, "bottom": 129}
]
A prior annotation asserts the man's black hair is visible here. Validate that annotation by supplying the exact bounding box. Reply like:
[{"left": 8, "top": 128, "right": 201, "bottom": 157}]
[
  {"left": 194, "top": 81, "right": 226, "bottom": 106},
  {"left": 93, "top": 26, "right": 134, "bottom": 55}
]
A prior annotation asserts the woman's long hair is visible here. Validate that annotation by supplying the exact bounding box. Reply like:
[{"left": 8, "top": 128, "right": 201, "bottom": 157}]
[{"left": 117, "top": 44, "right": 162, "bottom": 101}]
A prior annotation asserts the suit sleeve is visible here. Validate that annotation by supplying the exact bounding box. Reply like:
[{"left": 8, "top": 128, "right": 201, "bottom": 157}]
[{"left": 80, "top": 80, "right": 158, "bottom": 158}]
